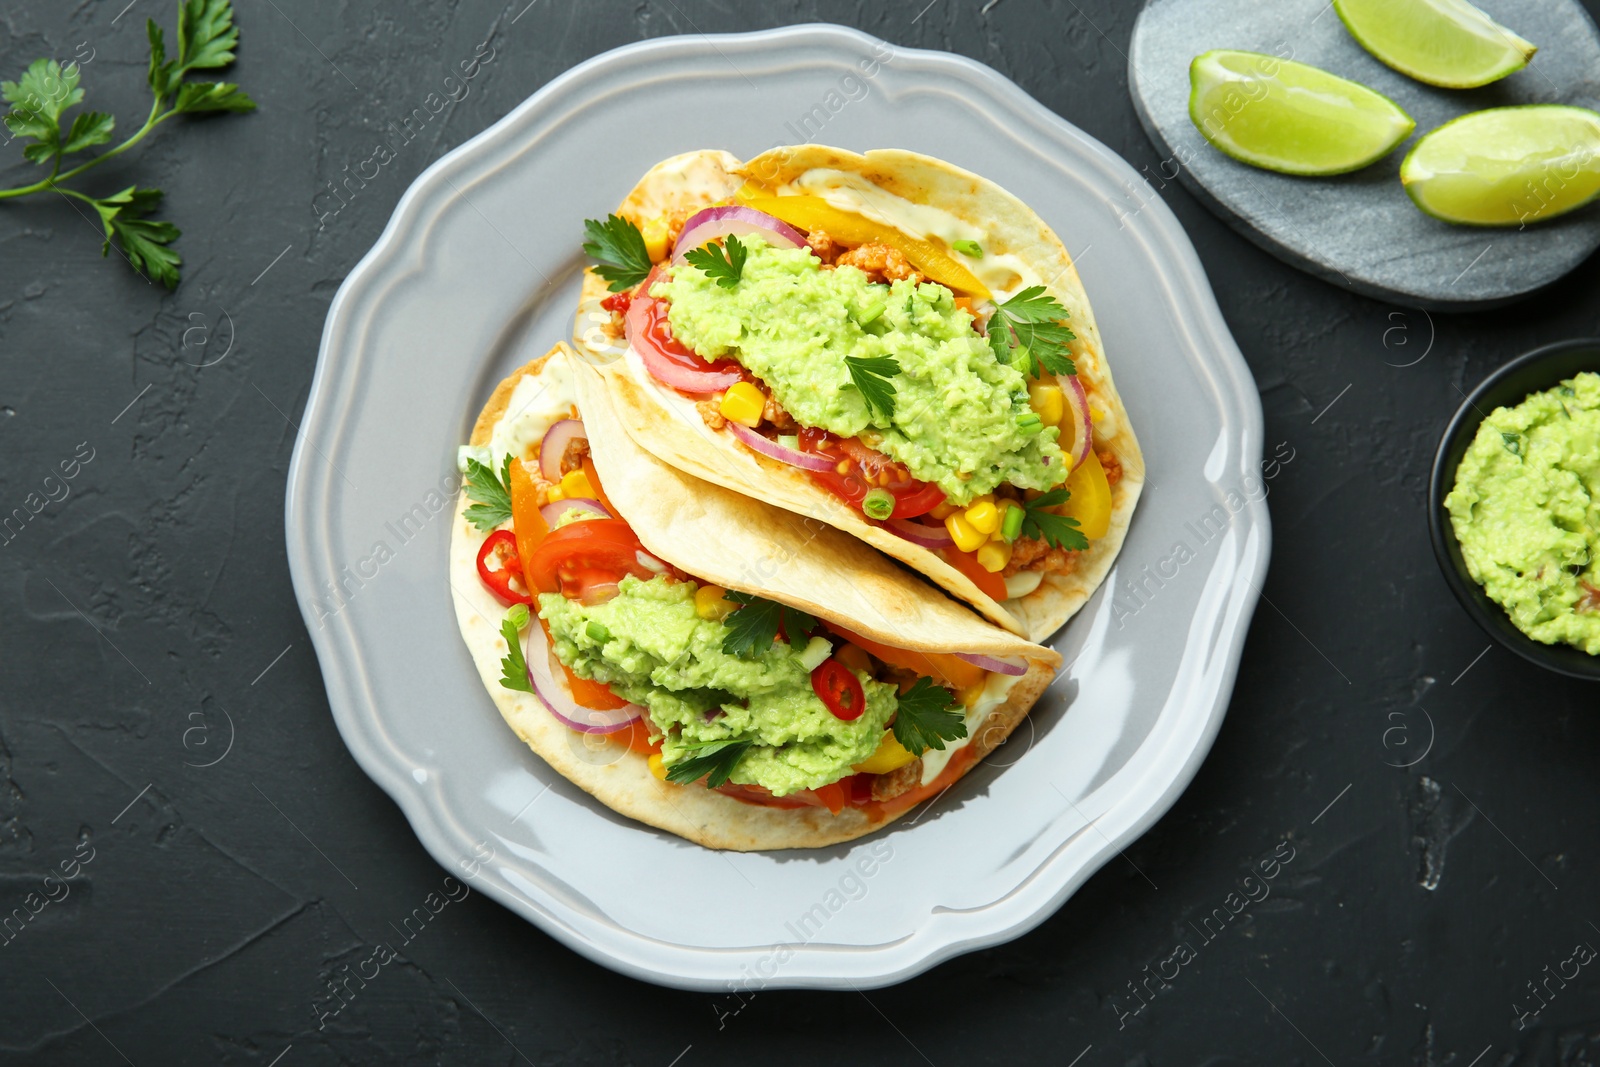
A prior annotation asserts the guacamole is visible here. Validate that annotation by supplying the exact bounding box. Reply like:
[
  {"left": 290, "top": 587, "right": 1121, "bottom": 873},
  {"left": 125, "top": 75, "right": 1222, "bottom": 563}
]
[
  {"left": 1446, "top": 372, "right": 1600, "bottom": 655},
  {"left": 538, "top": 575, "right": 897, "bottom": 795},
  {"left": 655, "top": 237, "right": 1066, "bottom": 504}
]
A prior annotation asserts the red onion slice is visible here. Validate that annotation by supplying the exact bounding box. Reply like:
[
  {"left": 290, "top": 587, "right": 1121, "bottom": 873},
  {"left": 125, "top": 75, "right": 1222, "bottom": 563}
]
[
  {"left": 539, "top": 419, "right": 588, "bottom": 482},
  {"left": 540, "top": 497, "right": 610, "bottom": 526},
  {"left": 955, "top": 652, "right": 1028, "bottom": 677},
  {"left": 725, "top": 421, "right": 837, "bottom": 472},
  {"left": 525, "top": 624, "right": 642, "bottom": 734},
  {"left": 1062, "top": 375, "right": 1093, "bottom": 471},
  {"left": 885, "top": 516, "right": 954, "bottom": 549},
  {"left": 672, "top": 206, "right": 807, "bottom": 263}
]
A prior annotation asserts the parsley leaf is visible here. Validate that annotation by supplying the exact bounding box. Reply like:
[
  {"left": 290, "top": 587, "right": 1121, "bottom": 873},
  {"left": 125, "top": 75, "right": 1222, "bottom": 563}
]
[
  {"left": 1019, "top": 486, "right": 1088, "bottom": 551},
  {"left": 720, "top": 591, "right": 816, "bottom": 658},
  {"left": 498, "top": 615, "right": 534, "bottom": 693},
  {"left": 173, "top": 81, "right": 255, "bottom": 113},
  {"left": 843, "top": 354, "right": 901, "bottom": 419},
  {"left": 891, "top": 677, "right": 967, "bottom": 756},
  {"left": 93, "top": 186, "right": 182, "bottom": 289},
  {"left": 683, "top": 234, "right": 747, "bottom": 289},
  {"left": 987, "top": 286, "right": 1077, "bottom": 378},
  {"left": 464, "top": 455, "right": 514, "bottom": 531},
  {"left": 665, "top": 738, "right": 751, "bottom": 787},
  {"left": 582, "top": 214, "right": 653, "bottom": 292},
  {"left": 2, "top": 59, "right": 86, "bottom": 164}
]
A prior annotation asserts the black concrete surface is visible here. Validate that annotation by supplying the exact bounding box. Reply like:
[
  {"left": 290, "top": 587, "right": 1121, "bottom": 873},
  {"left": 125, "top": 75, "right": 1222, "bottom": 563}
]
[{"left": 1, "top": 2, "right": 1597, "bottom": 1064}]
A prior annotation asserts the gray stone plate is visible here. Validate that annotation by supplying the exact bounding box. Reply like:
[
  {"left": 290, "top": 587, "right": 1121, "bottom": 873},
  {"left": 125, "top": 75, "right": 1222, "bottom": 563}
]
[
  {"left": 286, "top": 24, "right": 1269, "bottom": 989},
  {"left": 1129, "top": 0, "right": 1600, "bottom": 309}
]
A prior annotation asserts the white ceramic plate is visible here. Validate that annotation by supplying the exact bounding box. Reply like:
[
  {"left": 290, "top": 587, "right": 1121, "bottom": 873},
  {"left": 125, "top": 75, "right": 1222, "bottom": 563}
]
[{"left": 286, "top": 24, "right": 1268, "bottom": 990}]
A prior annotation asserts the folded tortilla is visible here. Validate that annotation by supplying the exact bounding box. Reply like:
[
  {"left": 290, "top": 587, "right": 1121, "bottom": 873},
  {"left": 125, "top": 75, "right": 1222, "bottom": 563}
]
[
  {"left": 450, "top": 345, "right": 1061, "bottom": 850},
  {"left": 572, "top": 147, "right": 1144, "bottom": 642}
]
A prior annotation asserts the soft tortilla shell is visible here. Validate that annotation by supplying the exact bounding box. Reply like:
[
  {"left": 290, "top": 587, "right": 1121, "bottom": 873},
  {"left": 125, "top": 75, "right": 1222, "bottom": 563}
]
[
  {"left": 573, "top": 146, "right": 1144, "bottom": 643},
  {"left": 449, "top": 345, "right": 1058, "bottom": 850}
]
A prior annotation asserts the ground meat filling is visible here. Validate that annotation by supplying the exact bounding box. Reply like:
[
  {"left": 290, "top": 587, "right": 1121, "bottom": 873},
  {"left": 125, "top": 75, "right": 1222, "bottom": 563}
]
[
  {"left": 1002, "top": 447, "right": 1125, "bottom": 577},
  {"left": 695, "top": 398, "right": 726, "bottom": 430},
  {"left": 871, "top": 759, "right": 923, "bottom": 802},
  {"left": 835, "top": 241, "right": 922, "bottom": 285},
  {"left": 558, "top": 437, "right": 591, "bottom": 475}
]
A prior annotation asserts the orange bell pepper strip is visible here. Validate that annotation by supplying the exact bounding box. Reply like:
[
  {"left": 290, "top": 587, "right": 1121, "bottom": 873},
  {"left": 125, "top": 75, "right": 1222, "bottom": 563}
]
[
  {"left": 940, "top": 547, "right": 1011, "bottom": 605},
  {"left": 580, "top": 456, "right": 617, "bottom": 517},
  {"left": 1059, "top": 450, "right": 1112, "bottom": 540},
  {"left": 507, "top": 457, "right": 550, "bottom": 583},
  {"left": 734, "top": 191, "right": 990, "bottom": 299},
  {"left": 820, "top": 622, "right": 986, "bottom": 691}
]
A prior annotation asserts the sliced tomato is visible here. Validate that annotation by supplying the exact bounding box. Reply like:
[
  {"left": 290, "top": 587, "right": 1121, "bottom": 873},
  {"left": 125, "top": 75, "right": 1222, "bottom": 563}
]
[
  {"left": 523, "top": 519, "right": 654, "bottom": 598},
  {"left": 624, "top": 267, "right": 743, "bottom": 395},
  {"left": 942, "top": 546, "right": 1010, "bottom": 603},
  {"left": 475, "top": 530, "right": 532, "bottom": 606},
  {"left": 715, "top": 781, "right": 851, "bottom": 813},
  {"left": 798, "top": 427, "right": 946, "bottom": 519},
  {"left": 811, "top": 658, "right": 866, "bottom": 721},
  {"left": 820, "top": 622, "right": 985, "bottom": 691},
  {"left": 810, "top": 781, "right": 848, "bottom": 815}
]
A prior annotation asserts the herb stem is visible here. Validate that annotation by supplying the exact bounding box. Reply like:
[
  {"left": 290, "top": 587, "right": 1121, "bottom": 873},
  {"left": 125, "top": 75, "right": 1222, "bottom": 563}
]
[{"left": 0, "top": 100, "right": 171, "bottom": 200}]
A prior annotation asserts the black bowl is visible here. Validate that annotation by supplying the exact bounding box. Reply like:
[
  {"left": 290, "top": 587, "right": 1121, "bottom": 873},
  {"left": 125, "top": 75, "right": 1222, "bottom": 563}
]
[{"left": 1429, "top": 338, "right": 1600, "bottom": 682}]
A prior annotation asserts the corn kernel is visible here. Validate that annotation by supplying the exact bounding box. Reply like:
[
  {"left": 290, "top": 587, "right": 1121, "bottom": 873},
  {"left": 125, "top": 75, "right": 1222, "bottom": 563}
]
[
  {"left": 836, "top": 460, "right": 851, "bottom": 475},
  {"left": 930, "top": 500, "right": 959, "bottom": 520},
  {"left": 642, "top": 217, "right": 671, "bottom": 263},
  {"left": 559, "top": 468, "right": 595, "bottom": 499},
  {"left": 648, "top": 753, "right": 669, "bottom": 780},
  {"left": 545, "top": 486, "right": 566, "bottom": 503},
  {"left": 1029, "top": 381, "right": 1065, "bottom": 428},
  {"left": 719, "top": 381, "right": 766, "bottom": 427},
  {"left": 945, "top": 512, "right": 986, "bottom": 553},
  {"left": 694, "top": 583, "right": 736, "bottom": 621},
  {"left": 964, "top": 499, "right": 1000, "bottom": 535},
  {"left": 976, "top": 540, "right": 1012, "bottom": 573}
]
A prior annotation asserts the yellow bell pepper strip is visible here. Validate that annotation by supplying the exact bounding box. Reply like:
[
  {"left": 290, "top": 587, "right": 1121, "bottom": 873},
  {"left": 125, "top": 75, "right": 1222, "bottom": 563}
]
[
  {"left": 1059, "top": 450, "right": 1112, "bottom": 539},
  {"left": 854, "top": 730, "right": 918, "bottom": 774},
  {"left": 734, "top": 191, "right": 990, "bottom": 298}
]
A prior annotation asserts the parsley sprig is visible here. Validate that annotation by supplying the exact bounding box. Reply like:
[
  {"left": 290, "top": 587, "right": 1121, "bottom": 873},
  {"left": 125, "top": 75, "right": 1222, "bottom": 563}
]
[
  {"left": 0, "top": 0, "right": 256, "bottom": 287},
  {"left": 720, "top": 591, "right": 816, "bottom": 658},
  {"left": 892, "top": 677, "right": 967, "bottom": 756},
  {"left": 683, "top": 234, "right": 746, "bottom": 289},
  {"left": 665, "top": 738, "right": 752, "bottom": 787},
  {"left": 498, "top": 610, "right": 534, "bottom": 694},
  {"left": 582, "top": 214, "right": 653, "bottom": 292},
  {"left": 464, "top": 455, "right": 514, "bottom": 531},
  {"left": 986, "top": 287, "right": 1077, "bottom": 378},
  {"left": 844, "top": 354, "right": 901, "bottom": 419},
  {"left": 1019, "top": 487, "right": 1089, "bottom": 551}
]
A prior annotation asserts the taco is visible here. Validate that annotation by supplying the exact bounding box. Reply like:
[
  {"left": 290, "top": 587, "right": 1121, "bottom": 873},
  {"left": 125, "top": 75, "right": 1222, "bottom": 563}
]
[
  {"left": 571, "top": 146, "right": 1144, "bottom": 642},
  {"left": 449, "top": 344, "right": 1061, "bottom": 850}
]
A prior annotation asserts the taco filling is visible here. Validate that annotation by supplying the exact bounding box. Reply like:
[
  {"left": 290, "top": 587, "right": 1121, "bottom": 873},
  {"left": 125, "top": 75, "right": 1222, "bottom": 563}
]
[
  {"left": 458, "top": 382, "right": 1026, "bottom": 815},
  {"left": 583, "top": 193, "right": 1123, "bottom": 607}
]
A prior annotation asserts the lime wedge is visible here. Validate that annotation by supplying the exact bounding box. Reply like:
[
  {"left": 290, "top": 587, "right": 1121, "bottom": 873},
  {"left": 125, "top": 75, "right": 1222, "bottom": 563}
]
[
  {"left": 1401, "top": 106, "right": 1600, "bottom": 226},
  {"left": 1334, "top": 0, "right": 1536, "bottom": 89},
  {"left": 1188, "top": 50, "right": 1415, "bottom": 176}
]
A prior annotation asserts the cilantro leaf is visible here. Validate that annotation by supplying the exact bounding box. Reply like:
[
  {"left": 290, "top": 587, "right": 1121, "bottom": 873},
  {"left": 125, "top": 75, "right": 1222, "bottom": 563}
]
[
  {"left": 582, "top": 214, "right": 653, "bottom": 292},
  {"left": 683, "top": 234, "right": 747, "bottom": 289},
  {"left": 92, "top": 186, "right": 182, "bottom": 289},
  {"left": 843, "top": 354, "right": 900, "bottom": 419},
  {"left": 720, "top": 591, "right": 816, "bottom": 658},
  {"left": 498, "top": 615, "right": 534, "bottom": 693},
  {"left": 1019, "top": 486, "right": 1088, "bottom": 551},
  {"left": 464, "top": 455, "right": 514, "bottom": 531},
  {"left": 987, "top": 286, "right": 1076, "bottom": 378},
  {"left": 174, "top": 81, "right": 256, "bottom": 114},
  {"left": 665, "top": 739, "right": 752, "bottom": 788},
  {"left": 891, "top": 677, "right": 967, "bottom": 756},
  {"left": 3, "top": 59, "right": 85, "bottom": 164}
]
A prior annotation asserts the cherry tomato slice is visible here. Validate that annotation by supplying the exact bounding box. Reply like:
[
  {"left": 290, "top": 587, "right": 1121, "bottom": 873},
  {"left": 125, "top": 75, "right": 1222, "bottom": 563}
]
[
  {"left": 942, "top": 546, "right": 1010, "bottom": 603},
  {"left": 624, "top": 267, "right": 744, "bottom": 395},
  {"left": 811, "top": 658, "right": 866, "bottom": 721},
  {"left": 798, "top": 427, "right": 946, "bottom": 519},
  {"left": 522, "top": 519, "right": 654, "bottom": 598},
  {"left": 475, "top": 530, "right": 532, "bottom": 606}
]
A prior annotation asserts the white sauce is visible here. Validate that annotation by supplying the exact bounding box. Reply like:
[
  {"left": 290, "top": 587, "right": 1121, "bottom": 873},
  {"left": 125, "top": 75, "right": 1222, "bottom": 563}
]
[
  {"left": 918, "top": 669, "right": 1024, "bottom": 786},
  {"left": 780, "top": 168, "right": 1045, "bottom": 297},
  {"left": 488, "top": 358, "right": 577, "bottom": 463}
]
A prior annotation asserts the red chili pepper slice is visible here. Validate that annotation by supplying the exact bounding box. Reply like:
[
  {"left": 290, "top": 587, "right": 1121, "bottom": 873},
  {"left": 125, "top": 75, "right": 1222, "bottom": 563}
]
[
  {"left": 476, "top": 529, "right": 532, "bottom": 606},
  {"left": 811, "top": 658, "right": 866, "bottom": 721}
]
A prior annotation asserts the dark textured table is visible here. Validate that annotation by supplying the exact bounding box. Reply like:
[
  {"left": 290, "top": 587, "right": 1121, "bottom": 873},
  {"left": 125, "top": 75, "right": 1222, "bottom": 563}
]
[{"left": 2, "top": 2, "right": 1598, "bottom": 1064}]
